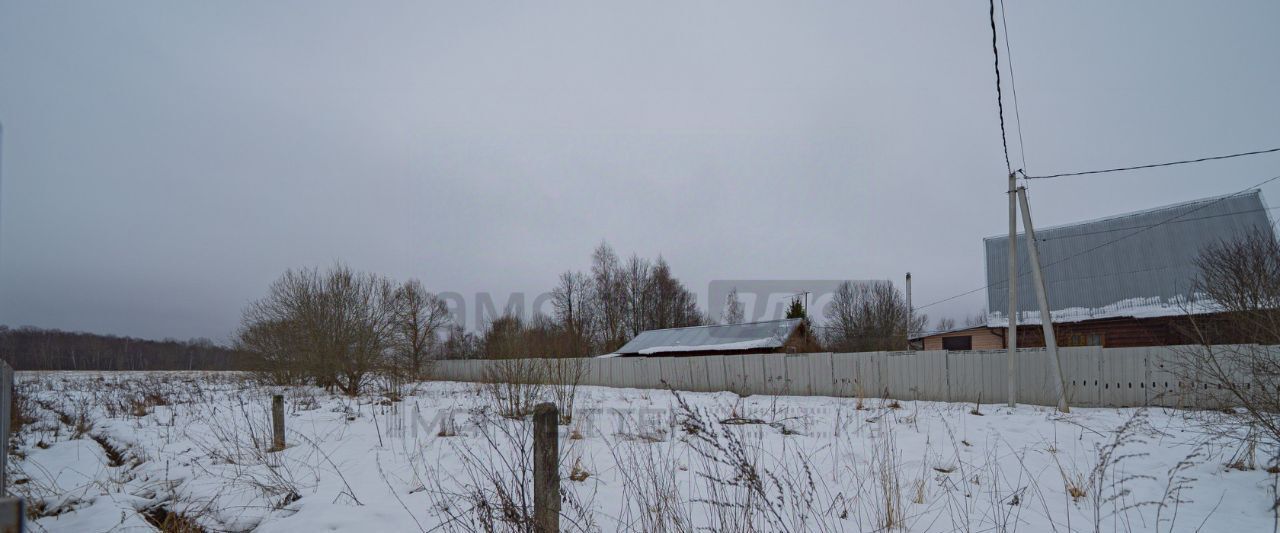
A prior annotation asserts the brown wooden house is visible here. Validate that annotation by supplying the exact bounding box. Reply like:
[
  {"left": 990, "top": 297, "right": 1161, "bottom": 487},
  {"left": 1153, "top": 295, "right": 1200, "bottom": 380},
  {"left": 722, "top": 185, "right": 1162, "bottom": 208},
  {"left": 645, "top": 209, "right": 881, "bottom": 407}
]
[{"left": 913, "top": 312, "right": 1252, "bottom": 350}]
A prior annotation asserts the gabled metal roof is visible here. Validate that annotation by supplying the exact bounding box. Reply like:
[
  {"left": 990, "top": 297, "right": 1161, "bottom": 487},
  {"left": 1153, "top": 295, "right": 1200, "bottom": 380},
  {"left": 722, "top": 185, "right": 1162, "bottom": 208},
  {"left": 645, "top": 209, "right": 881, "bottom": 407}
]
[
  {"left": 985, "top": 190, "right": 1274, "bottom": 322},
  {"left": 612, "top": 318, "right": 802, "bottom": 355}
]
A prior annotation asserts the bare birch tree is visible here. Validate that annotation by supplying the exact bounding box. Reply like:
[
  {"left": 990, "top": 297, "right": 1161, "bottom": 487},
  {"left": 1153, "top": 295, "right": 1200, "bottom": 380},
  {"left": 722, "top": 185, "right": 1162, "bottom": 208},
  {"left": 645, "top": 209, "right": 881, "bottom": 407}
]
[
  {"left": 390, "top": 279, "right": 451, "bottom": 379},
  {"left": 722, "top": 287, "right": 745, "bottom": 325}
]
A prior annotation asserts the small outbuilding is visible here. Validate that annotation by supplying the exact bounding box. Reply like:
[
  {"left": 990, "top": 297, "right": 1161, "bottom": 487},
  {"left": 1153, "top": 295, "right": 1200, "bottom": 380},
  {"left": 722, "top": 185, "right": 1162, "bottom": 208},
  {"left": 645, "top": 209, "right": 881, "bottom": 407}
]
[{"left": 602, "top": 318, "right": 813, "bottom": 357}]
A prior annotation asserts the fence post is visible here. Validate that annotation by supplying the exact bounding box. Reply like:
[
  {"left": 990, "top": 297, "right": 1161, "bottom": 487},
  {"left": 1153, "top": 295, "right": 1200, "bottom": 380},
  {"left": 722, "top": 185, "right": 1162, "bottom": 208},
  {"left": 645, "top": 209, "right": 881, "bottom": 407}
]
[
  {"left": 0, "top": 362, "right": 11, "bottom": 496},
  {"left": 271, "top": 394, "right": 285, "bottom": 451},
  {"left": 532, "top": 402, "right": 559, "bottom": 533},
  {"left": 0, "top": 497, "right": 20, "bottom": 533}
]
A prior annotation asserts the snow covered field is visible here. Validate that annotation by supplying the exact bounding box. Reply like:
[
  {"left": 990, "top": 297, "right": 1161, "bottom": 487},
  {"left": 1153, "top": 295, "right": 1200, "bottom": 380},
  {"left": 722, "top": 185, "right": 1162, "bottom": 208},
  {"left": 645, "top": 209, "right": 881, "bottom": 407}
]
[{"left": 10, "top": 371, "right": 1276, "bottom": 532}]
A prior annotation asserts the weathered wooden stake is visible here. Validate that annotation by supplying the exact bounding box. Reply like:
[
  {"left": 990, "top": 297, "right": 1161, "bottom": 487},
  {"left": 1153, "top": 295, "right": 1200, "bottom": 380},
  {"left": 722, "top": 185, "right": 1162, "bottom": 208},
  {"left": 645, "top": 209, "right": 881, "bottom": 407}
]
[
  {"left": 532, "top": 402, "right": 559, "bottom": 533},
  {"left": 0, "top": 497, "right": 21, "bottom": 533},
  {"left": 271, "top": 394, "right": 285, "bottom": 451}
]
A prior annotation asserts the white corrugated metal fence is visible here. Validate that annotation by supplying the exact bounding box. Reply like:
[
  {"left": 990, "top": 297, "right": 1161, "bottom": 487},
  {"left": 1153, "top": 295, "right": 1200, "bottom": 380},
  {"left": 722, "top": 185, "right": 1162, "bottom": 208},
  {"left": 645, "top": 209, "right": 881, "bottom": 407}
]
[{"left": 430, "top": 345, "right": 1265, "bottom": 408}]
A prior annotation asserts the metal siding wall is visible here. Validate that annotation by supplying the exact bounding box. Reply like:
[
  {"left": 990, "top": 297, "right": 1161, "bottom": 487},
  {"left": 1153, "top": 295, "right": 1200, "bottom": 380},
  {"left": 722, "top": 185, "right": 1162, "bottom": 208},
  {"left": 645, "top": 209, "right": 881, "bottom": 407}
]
[
  {"left": 704, "top": 355, "right": 729, "bottom": 392},
  {"left": 986, "top": 192, "right": 1271, "bottom": 316},
  {"left": 619, "top": 358, "right": 640, "bottom": 389},
  {"left": 881, "top": 353, "right": 907, "bottom": 400},
  {"left": 808, "top": 353, "right": 836, "bottom": 397},
  {"left": 643, "top": 358, "right": 664, "bottom": 389},
  {"left": 858, "top": 353, "right": 886, "bottom": 399},
  {"left": 592, "top": 360, "right": 609, "bottom": 387},
  {"left": 724, "top": 355, "right": 749, "bottom": 395},
  {"left": 661, "top": 358, "right": 693, "bottom": 391},
  {"left": 1060, "top": 347, "right": 1101, "bottom": 407},
  {"left": 687, "top": 357, "right": 710, "bottom": 392},
  {"left": 741, "top": 355, "right": 768, "bottom": 395},
  {"left": 1101, "top": 347, "right": 1148, "bottom": 407},
  {"left": 422, "top": 345, "right": 1265, "bottom": 409},
  {"left": 784, "top": 355, "right": 813, "bottom": 395},
  {"left": 831, "top": 353, "right": 859, "bottom": 397},
  {"left": 1148, "top": 347, "right": 1185, "bottom": 407},
  {"left": 981, "top": 351, "right": 1007, "bottom": 404},
  {"left": 946, "top": 352, "right": 978, "bottom": 403},
  {"left": 1014, "top": 349, "right": 1053, "bottom": 406},
  {"left": 763, "top": 355, "right": 789, "bottom": 395},
  {"left": 917, "top": 351, "right": 950, "bottom": 401}
]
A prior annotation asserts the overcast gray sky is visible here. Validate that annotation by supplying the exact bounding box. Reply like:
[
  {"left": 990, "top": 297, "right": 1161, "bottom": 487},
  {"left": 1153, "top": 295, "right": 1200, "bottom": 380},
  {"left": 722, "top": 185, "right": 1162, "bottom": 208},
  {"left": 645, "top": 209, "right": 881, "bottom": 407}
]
[{"left": 2, "top": 1, "right": 1279, "bottom": 343}]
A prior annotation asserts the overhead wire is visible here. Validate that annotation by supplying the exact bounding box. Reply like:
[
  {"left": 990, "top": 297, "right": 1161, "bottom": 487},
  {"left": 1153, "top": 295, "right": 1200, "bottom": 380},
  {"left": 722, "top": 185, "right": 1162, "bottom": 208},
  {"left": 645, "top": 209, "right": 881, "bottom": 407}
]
[
  {"left": 988, "top": 0, "right": 1012, "bottom": 175},
  {"left": 997, "top": 0, "right": 1027, "bottom": 173},
  {"left": 1022, "top": 146, "right": 1280, "bottom": 180}
]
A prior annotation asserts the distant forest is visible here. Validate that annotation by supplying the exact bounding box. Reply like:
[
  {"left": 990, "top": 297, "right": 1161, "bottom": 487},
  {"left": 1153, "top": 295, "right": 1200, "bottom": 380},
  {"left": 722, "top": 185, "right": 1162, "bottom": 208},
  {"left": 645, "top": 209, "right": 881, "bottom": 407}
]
[{"left": 0, "top": 326, "right": 244, "bottom": 370}]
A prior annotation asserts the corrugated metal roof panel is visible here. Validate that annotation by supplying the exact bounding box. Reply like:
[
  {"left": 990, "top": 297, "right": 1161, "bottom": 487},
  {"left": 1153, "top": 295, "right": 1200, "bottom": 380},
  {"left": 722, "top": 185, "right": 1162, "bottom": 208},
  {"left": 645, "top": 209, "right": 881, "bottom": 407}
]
[
  {"left": 984, "top": 190, "right": 1274, "bottom": 321},
  {"left": 613, "top": 318, "right": 802, "bottom": 355}
]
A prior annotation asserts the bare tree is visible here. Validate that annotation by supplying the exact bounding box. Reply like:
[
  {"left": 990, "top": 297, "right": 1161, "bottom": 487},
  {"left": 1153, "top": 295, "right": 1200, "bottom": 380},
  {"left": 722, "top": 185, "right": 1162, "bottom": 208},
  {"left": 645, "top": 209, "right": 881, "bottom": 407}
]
[
  {"left": 962, "top": 308, "right": 989, "bottom": 328},
  {"left": 649, "top": 257, "right": 703, "bottom": 329},
  {"left": 591, "top": 242, "right": 628, "bottom": 352},
  {"left": 1177, "top": 230, "right": 1280, "bottom": 446},
  {"left": 439, "top": 324, "right": 480, "bottom": 360},
  {"left": 323, "top": 265, "right": 396, "bottom": 396},
  {"left": 552, "top": 270, "right": 596, "bottom": 357},
  {"left": 390, "top": 279, "right": 451, "bottom": 379},
  {"left": 934, "top": 317, "right": 956, "bottom": 333},
  {"left": 482, "top": 313, "right": 529, "bottom": 359},
  {"left": 236, "top": 264, "right": 396, "bottom": 395},
  {"left": 623, "top": 254, "right": 653, "bottom": 337},
  {"left": 823, "top": 280, "right": 926, "bottom": 352},
  {"left": 722, "top": 287, "right": 745, "bottom": 325}
]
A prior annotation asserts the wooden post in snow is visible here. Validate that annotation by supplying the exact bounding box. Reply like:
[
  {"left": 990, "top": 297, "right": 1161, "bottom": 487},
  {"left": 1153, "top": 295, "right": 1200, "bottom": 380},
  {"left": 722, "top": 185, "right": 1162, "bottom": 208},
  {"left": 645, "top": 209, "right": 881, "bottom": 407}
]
[
  {"left": 0, "top": 497, "right": 21, "bottom": 533},
  {"left": 532, "top": 402, "right": 560, "bottom": 533},
  {"left": 271, "top": 394, "right": 286, "bottom": 451},
  {"left": 1017, "top": 186, "right": 1070, "bottom": 413}
]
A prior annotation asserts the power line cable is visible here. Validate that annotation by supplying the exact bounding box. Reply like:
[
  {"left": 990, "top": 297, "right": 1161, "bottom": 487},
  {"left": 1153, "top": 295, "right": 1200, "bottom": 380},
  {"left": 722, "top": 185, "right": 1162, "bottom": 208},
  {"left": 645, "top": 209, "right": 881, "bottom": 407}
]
[
  {"left": 988, "top": 0, "right": 1012, "bottom": 175},
  {"left": 998, "top": 0, "right": 1027, "bottom": 172},
  {"left": 1023, "top": 146, "right": 1280, "bottom": 180},
  {"left": 912, "top": 174, "right": 1280, "bottom": 312}
]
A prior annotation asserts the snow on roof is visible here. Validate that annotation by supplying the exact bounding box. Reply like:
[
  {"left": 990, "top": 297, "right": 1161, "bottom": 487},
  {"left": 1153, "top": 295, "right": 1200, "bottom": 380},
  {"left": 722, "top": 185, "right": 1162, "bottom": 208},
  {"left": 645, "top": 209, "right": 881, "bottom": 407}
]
[
  {"left": 985, "top": 295, "right": 1220, "bottom": 328},
  {"left": 611, "top": 318, "right": 802, "bottom": 356}
]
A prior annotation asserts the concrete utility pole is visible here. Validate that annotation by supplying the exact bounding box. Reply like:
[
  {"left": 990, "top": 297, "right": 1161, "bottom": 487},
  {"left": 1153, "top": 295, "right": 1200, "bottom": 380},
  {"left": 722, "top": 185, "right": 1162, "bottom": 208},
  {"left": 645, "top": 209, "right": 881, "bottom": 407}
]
[
  {"left": 905, "top": 272, "right": 913, "bottom": 333},
  {"left": 1016, "top": 186, "right": 1070, "bottom": 413},
  {"left": 1007, "top": 173, "right": 1018, "bottom": 408}
]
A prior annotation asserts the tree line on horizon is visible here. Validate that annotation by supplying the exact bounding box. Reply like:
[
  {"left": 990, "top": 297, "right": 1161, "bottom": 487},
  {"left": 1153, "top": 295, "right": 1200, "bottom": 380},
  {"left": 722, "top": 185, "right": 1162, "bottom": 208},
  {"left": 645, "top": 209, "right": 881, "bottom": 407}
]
[
  {"left": 0, "top": 243, "right": 926, "bottom": 380},
  {"left": 0, "top": 326, "right": 242, "bottom": 370}
]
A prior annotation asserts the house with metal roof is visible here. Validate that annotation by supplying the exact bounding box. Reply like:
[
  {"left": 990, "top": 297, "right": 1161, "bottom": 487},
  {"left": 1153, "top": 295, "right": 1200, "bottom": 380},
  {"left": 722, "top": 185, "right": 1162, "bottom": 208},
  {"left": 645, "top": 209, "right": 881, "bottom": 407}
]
[
  {"left": 601, "top": 318, "right": 812, "bottom": 357},
  {"left": 914, "top": 190, "right": 1274, "bottom": 350}
]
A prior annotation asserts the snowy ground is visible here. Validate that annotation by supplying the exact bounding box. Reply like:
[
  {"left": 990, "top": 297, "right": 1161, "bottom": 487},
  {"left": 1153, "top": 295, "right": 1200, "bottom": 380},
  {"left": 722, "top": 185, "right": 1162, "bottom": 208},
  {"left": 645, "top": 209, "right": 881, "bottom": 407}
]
[{"left": 10, "top": 371, "right": 1277, "bottom": 532}]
